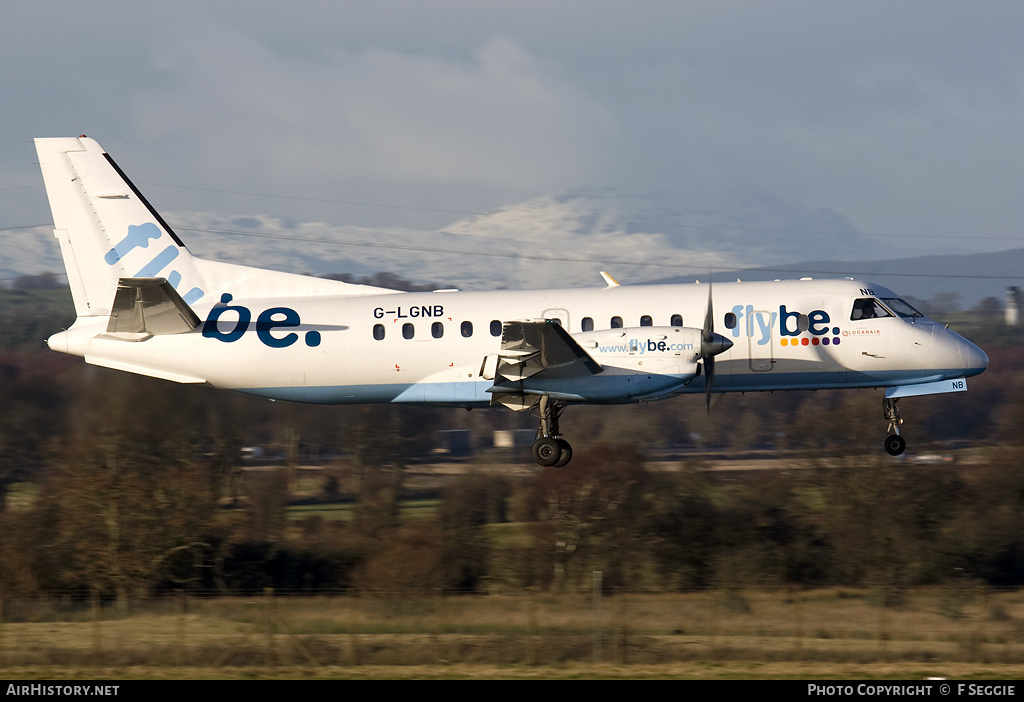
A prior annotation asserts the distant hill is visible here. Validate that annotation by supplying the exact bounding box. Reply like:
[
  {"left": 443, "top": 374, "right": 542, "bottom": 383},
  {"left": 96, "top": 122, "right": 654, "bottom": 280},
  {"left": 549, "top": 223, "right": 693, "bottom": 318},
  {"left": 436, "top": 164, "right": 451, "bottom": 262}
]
[
  {"left": 1, "top": 188, "right": 898, "bottom": 292},
  {"left": 5, "top": 188, "right": 1018, "bottom": 305}
]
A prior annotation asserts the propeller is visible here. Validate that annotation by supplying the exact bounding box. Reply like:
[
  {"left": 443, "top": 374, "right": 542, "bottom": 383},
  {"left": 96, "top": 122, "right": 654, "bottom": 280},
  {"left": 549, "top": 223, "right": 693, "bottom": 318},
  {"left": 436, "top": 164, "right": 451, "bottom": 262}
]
[{"left": 700, "top": 280, "right": 733, "bottom": 413}]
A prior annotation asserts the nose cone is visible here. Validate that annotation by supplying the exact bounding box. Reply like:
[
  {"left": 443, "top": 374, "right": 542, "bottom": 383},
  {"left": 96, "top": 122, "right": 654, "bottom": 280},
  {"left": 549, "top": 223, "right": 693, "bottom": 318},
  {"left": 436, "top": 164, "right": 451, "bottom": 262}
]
[{"left": 960, "top": 338, "right": 989, "bottom": 378}]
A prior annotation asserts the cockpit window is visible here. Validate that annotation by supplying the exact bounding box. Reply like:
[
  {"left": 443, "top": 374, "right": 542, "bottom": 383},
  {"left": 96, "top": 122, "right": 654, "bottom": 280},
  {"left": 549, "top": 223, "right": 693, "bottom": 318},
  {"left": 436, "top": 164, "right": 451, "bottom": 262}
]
[
  {"left": 880, "top": 298, "right": 924, "bottom": 319},
  {"left": 851, "top": 298, "right": 892, "bottom": 321}
]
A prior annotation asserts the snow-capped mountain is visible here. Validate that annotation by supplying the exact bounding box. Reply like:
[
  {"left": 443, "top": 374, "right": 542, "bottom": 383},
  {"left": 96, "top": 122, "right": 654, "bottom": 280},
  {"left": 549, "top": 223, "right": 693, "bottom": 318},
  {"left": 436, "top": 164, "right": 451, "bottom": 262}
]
[{"left": 3, "top": 189, "right": 903, "bottom": 291}]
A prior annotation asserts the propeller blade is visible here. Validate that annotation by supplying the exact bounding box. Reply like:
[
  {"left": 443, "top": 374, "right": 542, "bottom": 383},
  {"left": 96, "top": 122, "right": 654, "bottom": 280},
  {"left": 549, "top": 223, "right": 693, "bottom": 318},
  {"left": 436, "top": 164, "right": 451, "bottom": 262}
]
[
  {"left": 705, "top": 355, "right": 715, "bottom": 413},
  {"left": 700, "top": 280, "right": 733, "bottom": 413},
  {"left": 703, "top": 281, "right": 715, "bottom": 412},
  {"left": 703, "top": 281, "right": 714, "bottom": 339}
]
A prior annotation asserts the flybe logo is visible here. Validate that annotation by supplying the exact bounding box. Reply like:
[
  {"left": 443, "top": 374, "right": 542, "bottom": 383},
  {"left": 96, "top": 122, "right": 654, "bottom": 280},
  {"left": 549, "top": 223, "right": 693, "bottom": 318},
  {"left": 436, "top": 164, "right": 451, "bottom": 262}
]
[
  {"left": 202, "top": 294, "right": 322, "bottom": 348},
  {"left": 105, "top": 223, "right": 204, "bottom": 304},
  {"left": 731, "top": 305, "right": 843, "bottom": 347}
]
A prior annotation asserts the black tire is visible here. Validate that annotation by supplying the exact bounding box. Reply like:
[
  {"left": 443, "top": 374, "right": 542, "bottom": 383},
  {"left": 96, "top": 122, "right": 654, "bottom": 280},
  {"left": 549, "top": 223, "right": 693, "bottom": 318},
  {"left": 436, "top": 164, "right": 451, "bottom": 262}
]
[
  {"left": 553, "top": 439, "right": 573, "bottom": 467},
  {"left": 884, "top": 434, "right": 907, "bottom": 456},
  {"left": 532, "top": 437, "right": 562, "bottom": 466}
]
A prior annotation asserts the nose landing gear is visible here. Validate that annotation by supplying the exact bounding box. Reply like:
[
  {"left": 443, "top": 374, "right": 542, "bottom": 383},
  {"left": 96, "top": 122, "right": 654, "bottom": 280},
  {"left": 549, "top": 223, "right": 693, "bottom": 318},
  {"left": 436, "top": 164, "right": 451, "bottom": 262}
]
[
  {"left": 883, "top": 397, "right": 906, "bottom": 456},
  {"left": 531, "top": 396, "right": 572, "bottom": 467}
]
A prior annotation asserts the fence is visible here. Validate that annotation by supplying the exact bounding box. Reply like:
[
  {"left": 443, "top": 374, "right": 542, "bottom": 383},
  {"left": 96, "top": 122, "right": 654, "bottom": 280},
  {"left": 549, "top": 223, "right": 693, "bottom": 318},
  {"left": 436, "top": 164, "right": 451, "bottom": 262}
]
[{"left": 1, "top": 585, "right": 1023, "bottom": 667}]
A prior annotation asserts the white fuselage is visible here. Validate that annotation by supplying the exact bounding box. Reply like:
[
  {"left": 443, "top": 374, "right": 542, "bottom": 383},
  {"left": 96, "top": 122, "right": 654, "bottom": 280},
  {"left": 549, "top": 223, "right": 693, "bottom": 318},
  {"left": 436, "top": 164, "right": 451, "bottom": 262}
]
[{"left": 49, "top": 277, "right": 988, "bottom": 406}]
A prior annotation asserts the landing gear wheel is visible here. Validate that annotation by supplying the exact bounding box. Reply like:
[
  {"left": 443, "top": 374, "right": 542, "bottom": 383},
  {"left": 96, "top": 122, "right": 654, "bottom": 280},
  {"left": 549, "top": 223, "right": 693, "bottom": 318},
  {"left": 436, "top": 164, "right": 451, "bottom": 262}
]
[
  {"left": 882, "top": 397, "right": 907, "bottom": 456},
  {"left": 532, "top": 437, "right": 562, "bottom": 467},
  {"left": 531, "top": 397, "right": 571, "bottom": 467},
  {"left": 553, "top": 438, "right": 573, "bottom": 467},
  {"left": 885, "top": 434, "right": 906, "bottom": 456}
]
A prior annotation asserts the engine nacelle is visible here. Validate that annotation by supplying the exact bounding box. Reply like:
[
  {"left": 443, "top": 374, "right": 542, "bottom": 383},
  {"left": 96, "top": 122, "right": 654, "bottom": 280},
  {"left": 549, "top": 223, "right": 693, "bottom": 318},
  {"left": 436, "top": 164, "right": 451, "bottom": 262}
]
[
  {"left": 484, "top": 324, "right": 710, "bottom": 404},
  {"left": 573, "top": 326, "right": 703, "bottom": 375},
  {"left": 516, "top": 326, "right": 703, "bottom": 402}
]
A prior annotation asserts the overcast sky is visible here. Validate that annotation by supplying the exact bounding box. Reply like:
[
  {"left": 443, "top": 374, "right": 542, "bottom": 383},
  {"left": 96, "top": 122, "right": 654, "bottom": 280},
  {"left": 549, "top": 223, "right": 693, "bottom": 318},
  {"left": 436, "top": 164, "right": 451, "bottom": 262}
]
[{"left": 3, "top": 1, "right": 1024, "bottom": 261}]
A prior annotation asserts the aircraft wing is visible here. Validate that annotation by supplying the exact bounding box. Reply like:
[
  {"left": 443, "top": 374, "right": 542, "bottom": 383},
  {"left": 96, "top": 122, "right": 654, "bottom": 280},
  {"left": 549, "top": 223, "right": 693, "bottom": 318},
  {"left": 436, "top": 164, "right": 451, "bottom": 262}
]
[{"left": 482, "top": 320, "right": 603, "bottom": 383}]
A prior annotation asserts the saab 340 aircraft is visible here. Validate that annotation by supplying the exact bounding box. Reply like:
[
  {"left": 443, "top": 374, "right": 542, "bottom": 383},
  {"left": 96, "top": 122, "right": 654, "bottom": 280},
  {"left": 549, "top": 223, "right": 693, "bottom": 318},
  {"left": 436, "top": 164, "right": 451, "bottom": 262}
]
[{"left": 34, "top": 136, "right": 988, "bottom": 466}]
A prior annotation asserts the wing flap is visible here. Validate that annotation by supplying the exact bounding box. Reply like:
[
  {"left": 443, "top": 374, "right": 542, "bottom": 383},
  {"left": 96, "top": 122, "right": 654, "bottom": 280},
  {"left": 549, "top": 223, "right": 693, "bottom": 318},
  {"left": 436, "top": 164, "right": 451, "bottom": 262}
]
[{"left": 485, "top": 320, "right": 602, "bottom": 389}]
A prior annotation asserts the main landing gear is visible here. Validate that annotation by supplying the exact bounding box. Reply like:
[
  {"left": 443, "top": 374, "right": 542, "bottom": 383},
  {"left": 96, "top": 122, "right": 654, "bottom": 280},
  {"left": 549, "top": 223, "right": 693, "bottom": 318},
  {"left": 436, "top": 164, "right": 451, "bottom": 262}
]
[
  {"left": 883, "top": 397, "right": 907, "bottom": 456},
  {"left": 531, "top": 396, "right": 573, "bottom": 467}
]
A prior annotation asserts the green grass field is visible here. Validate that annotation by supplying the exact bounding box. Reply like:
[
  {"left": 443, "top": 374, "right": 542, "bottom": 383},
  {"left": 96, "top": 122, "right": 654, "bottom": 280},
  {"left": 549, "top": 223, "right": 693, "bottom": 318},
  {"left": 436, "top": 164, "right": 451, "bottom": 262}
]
[{"left": 286, "top": 498, "right": 441, "bottom": 522}]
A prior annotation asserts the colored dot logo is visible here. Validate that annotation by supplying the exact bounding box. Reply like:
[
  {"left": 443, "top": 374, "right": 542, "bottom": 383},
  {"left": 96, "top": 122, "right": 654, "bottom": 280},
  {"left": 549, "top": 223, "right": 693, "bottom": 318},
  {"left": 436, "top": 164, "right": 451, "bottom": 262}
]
[{"left": 781, "top": 335, "right": 841, "bottom": 347}]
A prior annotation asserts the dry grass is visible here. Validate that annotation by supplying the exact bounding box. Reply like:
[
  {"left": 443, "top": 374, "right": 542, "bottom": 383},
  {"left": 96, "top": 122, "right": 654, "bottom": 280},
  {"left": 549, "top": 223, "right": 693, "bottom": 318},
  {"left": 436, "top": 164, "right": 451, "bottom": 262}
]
[
  {"left": 3, "top": 588, "right": 1024, "bottom": 674},
  {"left": 3, "top": 662, "right": 1024, "bottom": 680}
]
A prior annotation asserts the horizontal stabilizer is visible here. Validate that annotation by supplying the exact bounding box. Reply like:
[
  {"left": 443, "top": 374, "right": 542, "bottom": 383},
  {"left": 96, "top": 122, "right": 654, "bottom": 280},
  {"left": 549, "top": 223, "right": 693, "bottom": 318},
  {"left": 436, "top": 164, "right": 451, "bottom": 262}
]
[
  {"left": 102, "top": 277, "right": 201, "bottom": 340},
  {"left": 85, "top": 355, "right": 206, "bottom": 384}
]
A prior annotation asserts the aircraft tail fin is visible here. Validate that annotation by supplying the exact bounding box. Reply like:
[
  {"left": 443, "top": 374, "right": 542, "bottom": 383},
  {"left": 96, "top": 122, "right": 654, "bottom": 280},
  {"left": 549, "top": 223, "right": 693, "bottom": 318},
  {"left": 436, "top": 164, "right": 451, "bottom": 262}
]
[{"left": 35, "top": 136, "right": 208, "bottom": 319}]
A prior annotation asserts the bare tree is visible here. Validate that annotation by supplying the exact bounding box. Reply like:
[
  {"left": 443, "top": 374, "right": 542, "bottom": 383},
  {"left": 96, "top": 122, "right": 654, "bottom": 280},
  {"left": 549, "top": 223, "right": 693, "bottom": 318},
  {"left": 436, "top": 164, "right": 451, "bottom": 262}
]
[{"left": 531, "top": 445, "right": 650, "bottom": 591}]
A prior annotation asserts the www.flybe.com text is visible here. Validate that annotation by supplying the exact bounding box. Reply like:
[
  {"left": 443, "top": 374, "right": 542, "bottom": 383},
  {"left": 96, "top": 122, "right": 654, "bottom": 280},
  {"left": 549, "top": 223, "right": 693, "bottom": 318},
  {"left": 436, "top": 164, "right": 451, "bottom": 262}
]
[{"left": 597, "top": 339, "right": 695, "bottom": 354}]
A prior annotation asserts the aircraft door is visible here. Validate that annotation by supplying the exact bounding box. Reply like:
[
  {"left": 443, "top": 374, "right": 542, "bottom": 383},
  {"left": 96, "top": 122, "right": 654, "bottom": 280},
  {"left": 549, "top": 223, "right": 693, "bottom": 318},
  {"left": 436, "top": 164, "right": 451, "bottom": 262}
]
[
  {"left": 747, "top": 309, "right": 775, "bottom": 372},
  {"left": 542, "top": 308, "right": 570, "bottom": 329}
]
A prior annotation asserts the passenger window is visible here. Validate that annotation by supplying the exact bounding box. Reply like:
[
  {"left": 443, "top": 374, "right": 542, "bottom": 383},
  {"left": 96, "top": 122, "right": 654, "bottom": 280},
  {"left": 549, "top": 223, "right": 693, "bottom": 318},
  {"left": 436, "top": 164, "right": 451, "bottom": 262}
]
[
  {"left": 611, "top": 316, "right": 623, "bottom": 329},
  {"left": 725, "top": 313, "right": 737, "bottom": 329},
  {"left": 490, "top": 320, "right": 502, "bottom": 336},
  {"left": 431, "top": 322, "right": 444, "bottom": 338},
  {"left": 671, "top": 314, "right": 683, "bottom": 327},
  {"left": 581, "top": 317, "right": 594, "bottom": 332},
  {"left": 640, "top": 315, "right": 653, "bottom": 327},
  {"left": 403, "top": 323, "right": 414, "bottom": 339},
  {"left": 373, "top": 324, "right": 385, "bottom": 341},
  {"left": 461, "top": 321, "right": 473, "bottom": 337}
]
